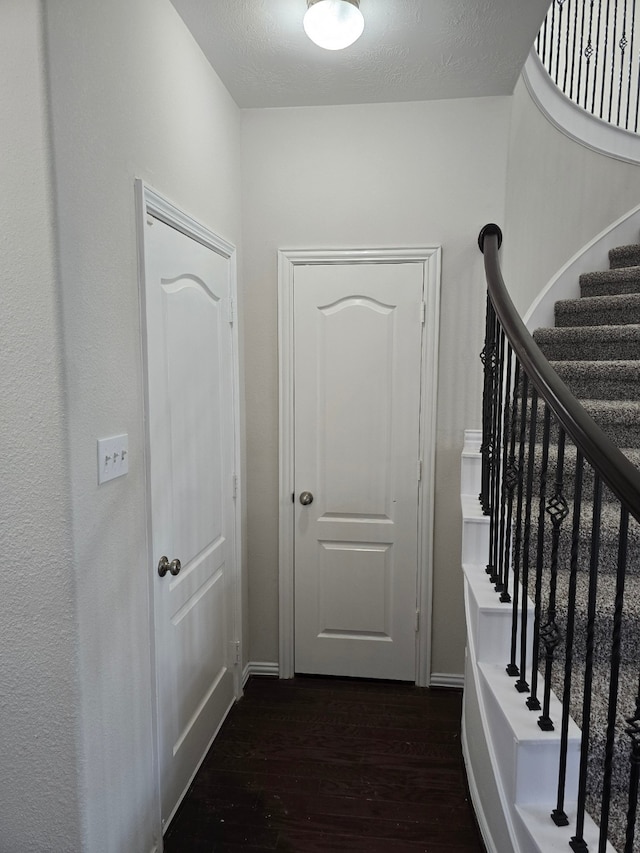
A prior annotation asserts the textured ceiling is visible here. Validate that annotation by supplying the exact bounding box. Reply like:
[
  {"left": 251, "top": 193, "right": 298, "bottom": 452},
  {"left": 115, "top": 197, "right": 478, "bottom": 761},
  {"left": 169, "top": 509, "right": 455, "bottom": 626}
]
[{"left": 170, "top": 0, "right": 551, "bottom": 108}]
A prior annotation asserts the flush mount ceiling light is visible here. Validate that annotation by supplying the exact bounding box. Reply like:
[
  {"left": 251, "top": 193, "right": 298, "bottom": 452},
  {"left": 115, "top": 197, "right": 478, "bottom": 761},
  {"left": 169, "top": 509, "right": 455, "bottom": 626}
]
[{"left": 303, "top": 0, "right": 365, "bottom": 51}]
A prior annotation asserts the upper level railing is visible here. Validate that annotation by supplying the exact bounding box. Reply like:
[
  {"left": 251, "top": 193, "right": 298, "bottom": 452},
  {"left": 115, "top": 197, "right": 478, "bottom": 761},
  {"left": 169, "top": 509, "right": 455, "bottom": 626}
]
[
  {"left": 536, "top": 0, "right": 640, "bottom": 133},
  {"left": 478, "top": 224, "right": 640, "bottom": 852}
]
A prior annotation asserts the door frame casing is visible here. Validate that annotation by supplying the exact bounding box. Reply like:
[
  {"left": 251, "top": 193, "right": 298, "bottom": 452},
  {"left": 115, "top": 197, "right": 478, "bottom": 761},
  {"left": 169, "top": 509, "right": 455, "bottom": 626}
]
[
  {"left": 278, "top": 247, "right": 441, "bottom": 687},
  {"left": 135, "top": 180, "right": 244, "bottom": 834}
]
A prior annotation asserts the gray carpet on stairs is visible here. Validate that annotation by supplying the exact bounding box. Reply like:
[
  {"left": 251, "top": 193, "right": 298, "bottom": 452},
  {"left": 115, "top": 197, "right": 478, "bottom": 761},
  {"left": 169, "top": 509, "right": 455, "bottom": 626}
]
[{"left": 525, "top": 243, "right": 640, "bottom": 852}]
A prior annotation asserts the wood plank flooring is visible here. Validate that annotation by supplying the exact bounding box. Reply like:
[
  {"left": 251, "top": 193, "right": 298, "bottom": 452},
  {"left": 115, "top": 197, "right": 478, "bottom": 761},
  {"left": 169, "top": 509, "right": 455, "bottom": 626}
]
[{"left": 163, "top": 676, "right": 485, "bottom": 852}]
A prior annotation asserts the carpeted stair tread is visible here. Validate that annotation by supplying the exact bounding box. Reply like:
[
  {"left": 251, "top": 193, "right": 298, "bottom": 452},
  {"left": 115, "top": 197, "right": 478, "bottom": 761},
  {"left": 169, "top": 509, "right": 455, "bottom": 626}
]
[
  {"left": 534, "top": 324, "right": 640, "bottom": 361},
  {"left": 548, "top": 570, "right": 640, "bottom": 668},
  {"left": 580, "top": 399, "right": 640, "bottom": 447},
  {"left": 580, "top": 266, "right": 640, "bottom": 298},
  {"left": 609, "top": 244, "right": 640, "bottom": 269},
  {"left": 528, "top": 442, "right": 640, "bottom": 504},
  {"left": 549, "top": 360, "right": 640, "bottom": 401},
  {"left": 555, "top": 292, "right": 640, "bottom": 327}
]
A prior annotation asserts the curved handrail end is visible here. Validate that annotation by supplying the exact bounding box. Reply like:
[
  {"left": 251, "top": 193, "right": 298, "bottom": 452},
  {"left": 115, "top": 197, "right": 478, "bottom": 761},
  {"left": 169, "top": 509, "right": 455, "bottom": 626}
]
[{"left": 478, "top": 224, "right": 503, "bottom": 254}]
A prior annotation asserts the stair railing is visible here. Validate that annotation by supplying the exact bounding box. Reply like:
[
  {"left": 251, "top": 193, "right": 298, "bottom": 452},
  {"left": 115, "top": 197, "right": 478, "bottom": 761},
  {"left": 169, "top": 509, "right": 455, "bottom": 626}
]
[
  {"left": 536, "top": 0, "right": 640, "bottom": 133},
  {"left": 478, "top": 223, "right": 640, "bottom": 853}
]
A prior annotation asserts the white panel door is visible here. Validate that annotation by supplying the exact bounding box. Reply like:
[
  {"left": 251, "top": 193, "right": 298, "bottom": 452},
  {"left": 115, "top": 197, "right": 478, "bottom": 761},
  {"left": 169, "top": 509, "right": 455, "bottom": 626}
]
[
  {"left": 294, "top": 262, "right": 424, "bottom": 681},
  {"left": 142, "top": 214, "right": 236, "bottom": 827}
]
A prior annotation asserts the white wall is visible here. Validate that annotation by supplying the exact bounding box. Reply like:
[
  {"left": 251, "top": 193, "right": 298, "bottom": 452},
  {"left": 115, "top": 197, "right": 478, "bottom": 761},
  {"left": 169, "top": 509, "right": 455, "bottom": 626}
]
[
  {"left": 242, "top": 97, "right": 511, "bottom": 677},
  {"left": 504, "top": 75, "right": 640, "bottom": 314},
  {"left": 0, "top": 3, "right": 84, "bottom": 850},
  {"left": 41, "top": 1, "right": 243, "bottom": 850}
]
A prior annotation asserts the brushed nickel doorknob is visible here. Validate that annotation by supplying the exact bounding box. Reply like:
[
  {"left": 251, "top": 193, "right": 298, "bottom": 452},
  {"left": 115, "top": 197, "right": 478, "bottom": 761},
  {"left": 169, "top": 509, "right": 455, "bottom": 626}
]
[
  {"left": 299, "top": 491, "right": 314, "bottom": 506},
  {"left": 158, "top": 556, "right": 182, "bottom": 577}
]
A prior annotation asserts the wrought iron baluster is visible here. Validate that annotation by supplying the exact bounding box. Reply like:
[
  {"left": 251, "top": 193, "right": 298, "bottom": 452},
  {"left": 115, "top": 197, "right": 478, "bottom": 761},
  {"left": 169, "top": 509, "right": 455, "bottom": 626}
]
[
  {"left": 539, "top": 426, "right": 569, "bottom": 731},
  {"left": 527, "top": 405, "right": 551, "bottom": 713},
  {"left": 488, "top": 325, "right": 506, "bottom": 586},
  {"left": 570, "top": 472, "right": 603, "bottom": 853},
  {"left": 564, "top": 0, "right": 573, "bottom": 94},
  {"left": 625, "top": 674, "right": 640, "bottom": 853},
  {"left": 555, "top": 0, "right": 566, "bottom": 86},
  {"left": 507, "top": 372, "right": 529, "bottom": 678},
  {"left": 495, "top": 340, "right": 513, "bottom": 596},
  {"left": 617, "top": 0, "right": 629, "bottom": 127},
  {"left": 480, "top": 294, "right": 495, "bottom": 515},
  {"left": 626, "top": 0, "right": 636, "bottom": 129},
  {"left": 552, "top": 448, "right": 584, "bottom": 827},
  {"left": 584, "top": 0, "right": 595, "bottom": 112},
  {"left": 565, "top": 0, "right": 584, "bottom": 100},
  {"left": 593, "top": 0, "right": 605, "bottom": 115},
  {"left": 516, "top": 386, "right": 539, "bottom": 695},
  {"left": 608, "top": 0, "right": 619, "bottom": 124},
  {"left": 501, "top": 359, "right": 521, "bottom": 605},
  {"left": 598, "top": 506, "right": 629, "bottom": 853},
  {"left": 601, "top": 0, "right": 612, "bottom": 119}
]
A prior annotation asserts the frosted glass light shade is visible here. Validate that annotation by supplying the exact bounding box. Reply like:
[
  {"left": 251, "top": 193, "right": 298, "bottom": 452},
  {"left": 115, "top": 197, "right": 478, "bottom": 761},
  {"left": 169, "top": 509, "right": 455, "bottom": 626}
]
[{"left": 303, "top": 0, "right": 365, "bottom": 51}]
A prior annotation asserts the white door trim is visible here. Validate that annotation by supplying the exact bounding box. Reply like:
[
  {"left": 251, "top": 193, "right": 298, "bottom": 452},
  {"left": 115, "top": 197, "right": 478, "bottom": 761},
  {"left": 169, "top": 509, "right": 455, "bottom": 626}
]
[
  {"left": 135, "top": 180, "right": 244, "bottom": 832},
  {"left": 278, "top": 247, "right": 441, "bottom": 686}
]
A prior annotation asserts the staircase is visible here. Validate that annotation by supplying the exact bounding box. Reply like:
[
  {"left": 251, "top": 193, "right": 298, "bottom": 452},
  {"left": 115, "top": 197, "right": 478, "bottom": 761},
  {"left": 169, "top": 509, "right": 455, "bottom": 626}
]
[{"left": 530, "top": 243, "right": 640, "bottom": 852}]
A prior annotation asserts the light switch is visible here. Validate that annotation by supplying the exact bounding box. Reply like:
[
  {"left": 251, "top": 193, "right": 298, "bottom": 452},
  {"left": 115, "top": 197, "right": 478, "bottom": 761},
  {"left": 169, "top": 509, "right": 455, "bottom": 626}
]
[{"left": 97, "top": 434, "right": 129, "bottom": 484}]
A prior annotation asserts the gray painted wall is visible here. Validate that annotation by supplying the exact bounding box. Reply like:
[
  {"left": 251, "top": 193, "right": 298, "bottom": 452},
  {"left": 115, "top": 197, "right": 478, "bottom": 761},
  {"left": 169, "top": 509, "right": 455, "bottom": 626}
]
[
  {"left": 241, "top": 97, "right": 511, "bottom": 677},
  {"left": 0, "top": 1, "right": 243, "bottom": 850},
  {"left": 0, "top": 3, "right": 84, "bottom": 850},
  {"left": 503, "top": 75, "right": 640, "bottom": 315}
]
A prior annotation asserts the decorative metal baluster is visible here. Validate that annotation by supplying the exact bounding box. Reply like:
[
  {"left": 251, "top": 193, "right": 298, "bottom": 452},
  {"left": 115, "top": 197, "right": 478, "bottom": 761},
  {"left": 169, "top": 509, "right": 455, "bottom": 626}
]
[
  {"left": 555, "top": 0, "right": 566, "bottom": 86},
  {"left": 625, "top": 675, "right": 640, "bottom": 853},
  {"left": 608, "top": 0, "right": 619, "bottom": 123},
  {"left": 527, "top": 405, "right": 551, "bottom": 713},
  {"left": 583, "top": 0, "right": 595, "bottom": 112},
  {"left": 626, "top": 0, "right": 636, "bottom": 129},
  {"left": 592, "top": 0, "right": 605, "bottom": 115},
  {"left": 618, "top": 0, "right": 629, "bottom": 127},
  {"left": 550, "top": 0, "right": 558, "bottom": 82},
  {"left": 563, "top": 0, "right": 573, "bottom": 94},
  {"left": 516, "top": 386, "right": 539, "bottom": 695},
  {"left": 496, "top": 345, "right": 514, "bottom": 597},
  {"left": 564, "top": 0, "right": 584, "bottom": 100},
  {"left": 501, "top": 359, "right": 521, "bottom": 605},
  {"left": 488, "top": 326, "right": 506, "bottom": 586},
  {"left": 539, "top": 426, "right": 569, "bottom": 731},
  {"left": 570, "top": 471, "right": 603, "bottom": 853},
  {"left": 635, "top": 50, "right": 640, "bottom": 132},
  {"left": 599, "top": 506, "right": 629, "bottom": 853},
  {"left": 552, "top": 448, "right": 584, "bottom": 827},
  {"left": 571, "top": 0, "right": 584, "bottom": 103},
  {"left": 601, "top": 0, "right": 612, "bottom": 119},
  {"left": 507, "top": 373, "right": 529, "bottom": 678},
  {"left": 480, "top": 294, "right": 495, "bottom": 515}
]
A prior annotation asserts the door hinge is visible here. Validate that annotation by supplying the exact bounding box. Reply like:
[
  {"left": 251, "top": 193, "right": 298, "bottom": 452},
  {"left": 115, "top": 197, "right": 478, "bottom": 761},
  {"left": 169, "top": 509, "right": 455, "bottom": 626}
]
[
  {"left": 229, "top": 640, "right": 241, "bottom": 666},
  {"left": 227, "top": 297, "right": 236, "bottom": 325},
  {"left": 232, "top": 473, "right": 238, "bottom": 499},
  {"left": 417, "top": 459, "right": 423, "bottom": 482},
  {"left": 415, "top": 610, "right": 420, "bottom": 633},
  {"left": 420, "top": 301, "right": 426, "bottom": 325}
]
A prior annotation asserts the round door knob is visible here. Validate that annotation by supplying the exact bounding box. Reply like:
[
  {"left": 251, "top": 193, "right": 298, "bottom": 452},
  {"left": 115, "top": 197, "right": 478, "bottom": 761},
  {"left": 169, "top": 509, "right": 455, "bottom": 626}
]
[
  {"left": 158, "top": 556, "right": 182, "bottom": 577},
  {"left": 299, "top": 491, "right": 314, "bottom": 506}
]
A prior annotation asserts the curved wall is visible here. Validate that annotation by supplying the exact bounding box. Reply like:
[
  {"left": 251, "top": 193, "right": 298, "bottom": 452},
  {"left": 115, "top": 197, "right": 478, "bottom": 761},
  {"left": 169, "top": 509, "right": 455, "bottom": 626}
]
[{"left": 503, "top": 73, "right": 640, "bottom": 315}]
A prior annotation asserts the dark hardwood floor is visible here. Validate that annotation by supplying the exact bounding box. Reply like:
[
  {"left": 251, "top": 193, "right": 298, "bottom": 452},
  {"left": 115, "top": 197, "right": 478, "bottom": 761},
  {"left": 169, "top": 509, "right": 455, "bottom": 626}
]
[{"left": 163, "top": 675, "right": 486, "bottom": 852}]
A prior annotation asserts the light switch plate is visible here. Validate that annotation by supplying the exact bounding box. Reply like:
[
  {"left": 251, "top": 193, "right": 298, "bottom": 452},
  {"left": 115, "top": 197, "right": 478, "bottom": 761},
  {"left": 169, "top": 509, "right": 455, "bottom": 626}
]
[{"left": 97, "top": 434, "right": 129, "bottom": 484}]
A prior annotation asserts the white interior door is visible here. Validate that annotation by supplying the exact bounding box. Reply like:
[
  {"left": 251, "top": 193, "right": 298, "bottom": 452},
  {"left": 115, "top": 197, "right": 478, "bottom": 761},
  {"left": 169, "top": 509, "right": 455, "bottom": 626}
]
[
  {"left": 141, "top": 211, "right": 237, "bottom": 827},
  {"left": 294, "top": 262, "right": 424, "bottom": 681}
]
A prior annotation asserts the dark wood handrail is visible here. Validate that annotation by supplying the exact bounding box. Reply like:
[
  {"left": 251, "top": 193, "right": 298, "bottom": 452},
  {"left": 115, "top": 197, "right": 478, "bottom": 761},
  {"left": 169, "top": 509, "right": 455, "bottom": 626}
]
[{"left": 479, "top": 223, "right": 640, "bottom": 525}]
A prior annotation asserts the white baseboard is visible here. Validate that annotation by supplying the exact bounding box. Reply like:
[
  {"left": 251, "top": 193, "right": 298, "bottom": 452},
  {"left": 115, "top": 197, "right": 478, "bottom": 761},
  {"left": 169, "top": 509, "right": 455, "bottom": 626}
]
[
  {"left": 429, "top": 672, "right": 464, "bottom": 689},
  {"left": 242, "top": 661, "right": 279, "bottom": 687}
]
